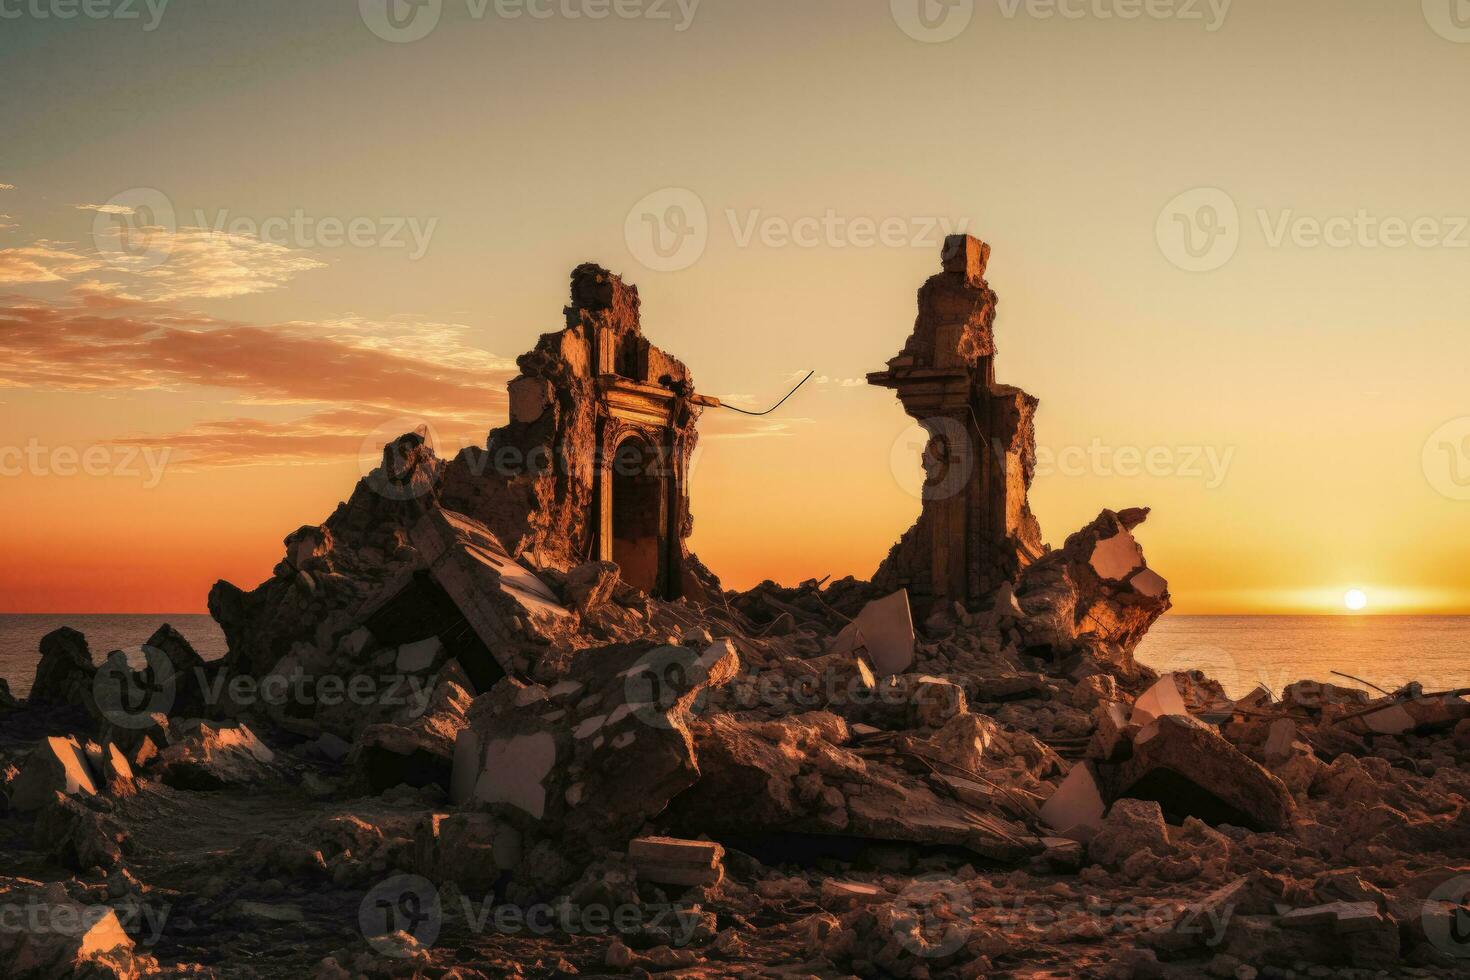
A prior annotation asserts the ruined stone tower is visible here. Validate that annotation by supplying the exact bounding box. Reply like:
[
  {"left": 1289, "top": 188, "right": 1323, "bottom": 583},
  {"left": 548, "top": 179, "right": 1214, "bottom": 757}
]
[
  {"left": 440, "top": 262, "right": 720, "bottom": 602},
  {"left": 868, "top": 235, "right": 1044, "bottom": 615}
]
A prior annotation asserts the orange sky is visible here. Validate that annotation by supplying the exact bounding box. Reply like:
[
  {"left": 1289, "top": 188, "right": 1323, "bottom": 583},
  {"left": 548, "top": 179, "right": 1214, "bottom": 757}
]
[{"left": 3, "top": 1, "right": 1470, "bottom": 615}]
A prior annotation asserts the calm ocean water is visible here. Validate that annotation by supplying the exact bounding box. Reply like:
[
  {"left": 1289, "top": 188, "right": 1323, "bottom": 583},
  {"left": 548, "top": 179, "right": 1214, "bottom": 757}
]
[
  {"left": 1135, "top": 615, "right": 1470, "bottom": 699},
  {"left": 0, "top": 614, "right": 226, "bottom": 699},
  {"left": 0, "top": 613, "right": 1465, "bottom": 703}
]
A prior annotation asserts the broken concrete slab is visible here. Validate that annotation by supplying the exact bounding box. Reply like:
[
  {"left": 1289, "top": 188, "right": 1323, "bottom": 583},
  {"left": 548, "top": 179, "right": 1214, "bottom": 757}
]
[
  {"left": 1280, "top": 901, "right": 1384, "bottom": 934},
  {"left": 155, "top": 722, "right": 276, "bottom": 791},
  {"left": 410, "top": 508, "right": 573, "bottom": 663},
  {"left": 1038, "top": 762, "right": 1106, "bottom": 843},
  {"left": 456, "top": 639, "right": 741, "bottom": 854},
  {"left": 1088, "top": 798, "right": 1170, "bottom": 869},
  {"left": 819, "top": 880, "right": 887, "bottom": 910},
  {"left": 669, "top": 710, "right": 1038, "bottom": 861},
  {"left": 1110, "top": 715, "right": 1297, "bottom": 832},
  {"left": 828, "top": 589, "right": 915, "bottom": 676},
  {"left": 1130, "top": 673, "right": 1191, "bottom": 727},
  {"left": 355, "top": 680, "right": 471, "bottom": 794},
  {"left": 395, "top": 636, "right": 443, "bottom": 674},
  {"left": 628, "top": 836, "right": 725, "bottom": 888},
  {"left": 0, "top": 878, "right": 135, "bottom": 976},
  {"left": 9, "top": 736, "right": 100, "bottom": 812},
  {"left": 1086, "top": 701, "right": 1132, "bottom": 762},
  {"left": 473, "top": 731, "right": 557, "bottom": 818},
  {"left": 1264, "top": 717, "right": 1298, "bottom": 763},
  {"left": 1089, "top": 529, "right": 1146, "bottom": 582}
]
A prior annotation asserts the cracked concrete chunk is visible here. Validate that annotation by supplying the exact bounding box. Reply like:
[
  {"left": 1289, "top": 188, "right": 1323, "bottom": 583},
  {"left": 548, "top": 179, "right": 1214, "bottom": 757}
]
[
  {"left": 1039, "top": 762, "right": 1105, "bottom": 843},
  {"left": 629, "top": 836, "right": 725, "bottom": 888},
  {"left": 829, "top": 590, "right": 915, "bottom": 676},
  {"left": 10, "top": 736, "right": 99, "bottom": 812},
  {"left": 1114, "top": 715, "right": 1296, "bottom": 832},
  {"left": 1130, "top": 673, "right": 1191, "bottom": 727},
  {"left": 1129, "top": 567, "right": 1168, "bottom": 598},
  {"left": 1089, "top": 530, "right": 1145, "bottom": 581},
  {"left": 396, "top": 636, "right": 443, "bottom": 674},
  {"left": 473, "top": 731, "right": 557, "bottom": 819}
]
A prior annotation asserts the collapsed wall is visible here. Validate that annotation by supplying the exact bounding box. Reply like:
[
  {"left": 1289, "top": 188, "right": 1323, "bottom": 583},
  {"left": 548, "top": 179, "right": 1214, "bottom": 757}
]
[
  {"left": 210, "top": 263, "right": 721, "bottom": 682},
  {"left": 870, "top": 235, "right": 1172, "bottom": 668}
]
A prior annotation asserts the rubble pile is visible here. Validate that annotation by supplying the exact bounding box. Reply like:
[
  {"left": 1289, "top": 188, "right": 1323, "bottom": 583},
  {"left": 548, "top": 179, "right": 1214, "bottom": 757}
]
[{"left": 1, "top": 239, "right": 1468, "bottom": 977}]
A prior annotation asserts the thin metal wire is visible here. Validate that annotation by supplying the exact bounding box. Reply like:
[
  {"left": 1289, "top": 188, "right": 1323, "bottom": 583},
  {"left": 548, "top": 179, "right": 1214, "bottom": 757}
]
[{"left": 717, "top": 370, "right": 815, "bottom": 416}]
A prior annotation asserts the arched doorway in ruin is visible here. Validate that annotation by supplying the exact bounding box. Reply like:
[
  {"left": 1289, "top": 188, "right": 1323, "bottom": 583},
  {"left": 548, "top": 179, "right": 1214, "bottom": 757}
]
[{"left": 609, "top": 433, "right": 668, "bottom": 597}]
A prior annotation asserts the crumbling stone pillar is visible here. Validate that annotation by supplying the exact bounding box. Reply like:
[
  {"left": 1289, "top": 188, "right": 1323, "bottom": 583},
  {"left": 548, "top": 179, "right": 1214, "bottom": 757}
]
[{"left": 868, "top": 235, "right": 1044, "bottom": 615}]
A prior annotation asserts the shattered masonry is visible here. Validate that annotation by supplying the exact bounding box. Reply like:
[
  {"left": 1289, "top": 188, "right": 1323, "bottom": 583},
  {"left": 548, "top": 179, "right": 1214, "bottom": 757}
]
[{"left": 6, "top": 237, "right": 1470, "bottom": 978}]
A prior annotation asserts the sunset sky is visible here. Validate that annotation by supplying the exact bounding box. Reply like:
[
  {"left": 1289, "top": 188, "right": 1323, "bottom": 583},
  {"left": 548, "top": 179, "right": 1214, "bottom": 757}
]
[{"left": 3, "top": 0, "right": 1470, "bottom": 615}]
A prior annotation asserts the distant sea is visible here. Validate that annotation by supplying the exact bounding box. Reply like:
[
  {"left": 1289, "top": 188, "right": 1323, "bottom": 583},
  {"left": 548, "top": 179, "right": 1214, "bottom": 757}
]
[
  {"left": 1, "top": 613, "right": 1466, "bottom": 703},
  {"left": 0, "top": 614, "right": 226, "bottom": 699},
  {"left": 1135, "top": 615, "right": 1470, "bottom": 699}
]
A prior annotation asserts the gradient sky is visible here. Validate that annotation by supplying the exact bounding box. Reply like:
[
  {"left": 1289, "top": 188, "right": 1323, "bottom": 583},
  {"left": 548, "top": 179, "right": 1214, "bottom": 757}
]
[{"left": 3, "top": 0, "right": 1470, "bottom": 615}]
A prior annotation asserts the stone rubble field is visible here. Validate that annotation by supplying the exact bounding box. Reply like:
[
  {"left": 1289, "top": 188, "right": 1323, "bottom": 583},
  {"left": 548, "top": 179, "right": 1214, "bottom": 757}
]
[{"left": 2, "top": 241, "right": 1468, "bottom": 979}]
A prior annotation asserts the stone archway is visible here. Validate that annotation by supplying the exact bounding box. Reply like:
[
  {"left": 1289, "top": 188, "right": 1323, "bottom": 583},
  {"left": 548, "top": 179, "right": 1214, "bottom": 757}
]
[{"left": 609, "top": 433, "right": 668, "bottom": 596}]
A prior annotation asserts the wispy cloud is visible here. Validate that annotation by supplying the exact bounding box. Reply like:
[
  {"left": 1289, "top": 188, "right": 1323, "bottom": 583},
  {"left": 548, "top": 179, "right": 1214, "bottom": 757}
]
[
  {"left": 0, "top": 290, "right": 513, "bottom": 466},
  {"left": 75, "top": 203, "right": 136, "bottom": 216},
  {"left": 3, "top": 207, "right": 326, "bottom": 301},
  {"left": 0, "top": 243, "right": 105, "bottom": 284},
  {"left": 90, "top": 224, "right": 327, "bottom": 301},
  {"left": 111, "top": 408, "right": 491, "bottom": 469},
  {"left": 0, "top": 184, "right": 15, "bottom": 191}
]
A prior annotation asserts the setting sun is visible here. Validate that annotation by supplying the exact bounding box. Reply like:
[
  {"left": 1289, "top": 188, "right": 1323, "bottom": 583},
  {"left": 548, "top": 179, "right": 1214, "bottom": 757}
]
[{"left": 1345, "top": 588, "right": 1369, "bottom": 612}]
